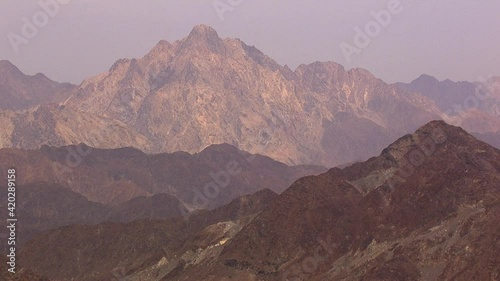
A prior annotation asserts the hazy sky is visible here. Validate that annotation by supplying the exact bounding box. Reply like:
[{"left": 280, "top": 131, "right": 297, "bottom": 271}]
[{"left": 1, "top": 0, "right": 499, "bottom": 84}]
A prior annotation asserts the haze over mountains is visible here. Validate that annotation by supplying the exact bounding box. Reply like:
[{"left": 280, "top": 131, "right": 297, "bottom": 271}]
[
  {"left": 1, "top": 24, "right": 500, "bottom": 281},
  {"left": 0, "top": 143, "right": 324, "bottom": 207},
  {"left": 0, "top": 142, "right": 324, "bottom": 253},
  {"left": 397, "top": 74, "right": 500, "bottom": 133},
  {"left": 2, "top": 25, "right": 498, "bottom": 167},
  {"left": 9, "top": 121, "right": 500, "bottom": 280},
  {"left": 0, "top": 60, "right": 75, "bottom": 111}
]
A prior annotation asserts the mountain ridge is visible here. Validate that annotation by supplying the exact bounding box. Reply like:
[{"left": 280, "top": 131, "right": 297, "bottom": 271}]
[
  {"left": 0, "top": 60, "right": 76, "bottom": 111},
  {"left": 1, "top": 25, "right": 498, "bottom": 167},
  {"left": 397, "top": 73, "right": 500, "bottom": 134},
  {"left": 0, "top": 142, "right": 325, "bottom": 208},
  {"left": 9, "top": 120, "right": 500, "bottom": 280},
  {"left": 57, "top": 25, "right": 442, "bottom": 166},
  {"left": 177, "top": 120, "right": 500, "bottom": 280}
]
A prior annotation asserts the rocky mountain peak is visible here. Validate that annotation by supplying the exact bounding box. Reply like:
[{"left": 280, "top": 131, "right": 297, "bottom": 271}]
[
  {"left": 108, "top": 58, "right": 131, "bottom": 72},
  {"left": 381, "top": 120, "right": 447, "bottom": 155},
  {"left": 145, "top": 40, "right": 173, "bottom": 59},
  {"left": 0, "top": 26, "right": 455, "bottom": 167},
  {"left": 154, "top": 39, "right": 172, "bottom": 50},
  {"left": 295, "top": 61, "right": 346, "bottom": 77},
  {"left": 347, "top": 67, "right": 377, "bottom": 80},
  {"left": 180, "top": 24, "right": 225, "bottom": 54},
  {"left": 380, "top": 120, "right": 499, "bottom": 173},
  {"left": 398, "top": 73, "right": 500, "bottom": 133},
  {"left": 189, "top": 24, "right": 219, "bottom": 38}
]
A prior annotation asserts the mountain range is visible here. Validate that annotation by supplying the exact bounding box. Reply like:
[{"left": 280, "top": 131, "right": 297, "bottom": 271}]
[
  {"left": 8, "top": 121, "right": 499, "bottom": 280},
  {"left": 1, "top": 24, "right": 500, "bottom": 281},
  {"left": 0, "top": 143, "right": 324, "bottom": 249},
  {"left": 397, "top": 74, "right": 500, "bottom": 133},
  {"left": 0, "top": 143, "right": 324, "bottom": 208},
  {"left": 5, "top": 25, "right": 497, "bottom": 167}
]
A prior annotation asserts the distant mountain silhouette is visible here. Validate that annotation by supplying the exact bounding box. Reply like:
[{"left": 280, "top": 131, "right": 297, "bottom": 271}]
[
  {"left": 397, "top": 74, "right": 500, "bottom": 134},
  {"left": 0, "top": 60, "right": 75, "bottom": 110}
]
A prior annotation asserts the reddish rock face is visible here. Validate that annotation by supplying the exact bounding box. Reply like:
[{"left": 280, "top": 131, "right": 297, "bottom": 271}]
[
  {"left": 203, "top": 120, "right": 500, "bottom": 281},
  {"left": 10, "top": 121, "right": 500, "bottom": 280}
]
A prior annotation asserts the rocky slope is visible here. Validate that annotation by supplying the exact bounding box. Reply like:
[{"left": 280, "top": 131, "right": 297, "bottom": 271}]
[
  {"left": 11, "top": 121, "right": 500, "bottom": 280},
  {"left": 1, "top": 25, "right": 443, "bottom": 167},
  {"left": 1, "top": 27, "right": 498, "bottom": 167},
  {"left": 198, "top": 120, "right": 500, "bottom": 281},
  {"left": 0, "top": 181, "right": 190, "bottom": 248},
  {"left": 0, "top": 103, "right": 152, "bottom": 150},
  {"left": 12, "top": 189, "right": 278, "bottom": 281}
]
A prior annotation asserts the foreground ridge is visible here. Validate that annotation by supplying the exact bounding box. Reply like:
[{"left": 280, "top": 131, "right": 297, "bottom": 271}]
[{"left": 9, "top": 121, "right": 500, "bottom": 280}]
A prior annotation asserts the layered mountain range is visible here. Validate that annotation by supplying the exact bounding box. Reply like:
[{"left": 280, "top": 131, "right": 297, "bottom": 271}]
[
  {"left": 0, "top": 142, "right": 324, "bottom": 252},
  {"left": 8, "top": 121, "right": 500, "bottom": 280},
  {"left": 0, "top": 181, "right": 191, "bottom": 248},
  {"left": 1, "top": 24, "right": 500, "bottom": 280},
  {"left": 0, "top": 143, "right": 324, "bottom": 207},
  {"left": 0, "top": 24, "right": 478, "bottom": 167},
  {"left": 397, "top": 74, "right": 500, "bottom": 133}
]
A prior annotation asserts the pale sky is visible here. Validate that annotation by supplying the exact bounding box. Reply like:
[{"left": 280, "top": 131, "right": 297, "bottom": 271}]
[{"left": 1, "top": 0, "right": 499, "bottom": 85}]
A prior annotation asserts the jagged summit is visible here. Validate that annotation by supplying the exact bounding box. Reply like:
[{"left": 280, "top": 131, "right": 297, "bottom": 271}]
[
  {"left": 2, "top": 26, "right": 445, "bottom": 167},
  {"left": 295, "top": 61, "right": 346, "bottom": 75},
  {"left": 380, "top": 121, "right": 448, "bottom": 156},
  {"left": 148, "top": 39, "right": 172, "bottom": 54},
  {"left": 188, "top": 24, "right": 220, "bottom": 38},
  {"left": 381, "top": 120, "right": 491, "bottom": 160},
  {"left": 168, "top": 120, "right": 499, "bottom": 280},
  {"left": 179, "top": 24, "right": 225, "bottom": 53}
]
